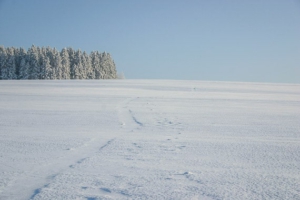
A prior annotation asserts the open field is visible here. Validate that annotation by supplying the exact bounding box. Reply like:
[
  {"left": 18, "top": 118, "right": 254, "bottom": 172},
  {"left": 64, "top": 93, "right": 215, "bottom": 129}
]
[{"left": 0, "top": 80, "right": 300, "bottom": 200}]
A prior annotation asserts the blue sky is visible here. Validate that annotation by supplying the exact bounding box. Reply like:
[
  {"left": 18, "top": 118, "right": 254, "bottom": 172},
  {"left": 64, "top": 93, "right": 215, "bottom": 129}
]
[{"left": 0, "top": 0, "right": 299, "bottom": 83}]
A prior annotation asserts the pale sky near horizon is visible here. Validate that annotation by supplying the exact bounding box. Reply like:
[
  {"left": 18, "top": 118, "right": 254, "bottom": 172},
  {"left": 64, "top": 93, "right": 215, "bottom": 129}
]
[{"left": 0, "top": 0, "right": 299, "bottom": 83}]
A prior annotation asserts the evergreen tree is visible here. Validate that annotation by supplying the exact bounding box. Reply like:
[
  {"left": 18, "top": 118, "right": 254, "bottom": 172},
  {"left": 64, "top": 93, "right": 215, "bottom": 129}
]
[
  {"left": 106, "top": 53, "right": 117, "bottom": 79},
  {"left": 91, "top": 51, "right": 101, "bottom": 79},
  {"left": 99, "top": 52, "right": 106, "bottom": 79},
  {"left": 85, "top": 52, "right": 94, "bottom": 79},
  {"left": 38, "top": 47, "right": 52, "bottom": 79},
  {"left": 0, "top": 46, "right": 7, "bottom": 80},
  {"left": 81, "top": 51, "right": 93, "bottom": 79},
  {"left": 73, "top": 64, "right": 80, "bottom": 79},
  {"left": 61, "top": 48, "right": 70, "bottom": 79},
  {"left": 43, "top": 57, "right": 52, "bottom": 79},
  {"left": 52, "top": 48, "right": 62, "bottom": 79},
  {"left": 27, "top": 45, "right": 40, "bottom": 79},
  {"left": 38, "top": 47, "right": 46, "bottom": 79},
  {"left": 74, "top": 50, "right": 85, "bottom": 79},
  {"left": 5, "top": 47, "right": 17, "bottom": 79},
  {"left": 13, "top": 47, "right": 20, "bottom": 78},
  {"left": 46, "top": 47, "right": 56, "bottom": 79},
  {"left": 67, "top": 47, "right": 76, "bottom": 79},
  {"left": 19, "top": 57, "right": 29, "bottom": 80},
  {"left": 1, "top": 47, "right": 16, "bottom": 80},
  {"left": 99, "top": 52, "right": 117, "bottom": 79},
  {"left": 15, "top": 47, "right": 27, "bottom": 79}
]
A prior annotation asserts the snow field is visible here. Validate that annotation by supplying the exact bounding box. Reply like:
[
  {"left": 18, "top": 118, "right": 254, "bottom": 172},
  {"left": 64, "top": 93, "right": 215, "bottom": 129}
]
[{"left": 0, "top": 80, "right": 300, "bottom": 199}]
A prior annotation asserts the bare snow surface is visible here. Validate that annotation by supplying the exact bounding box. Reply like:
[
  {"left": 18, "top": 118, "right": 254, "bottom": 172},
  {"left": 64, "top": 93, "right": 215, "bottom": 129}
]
[{"left": 0, "top": 80, "right": 300, "bottom": 200}]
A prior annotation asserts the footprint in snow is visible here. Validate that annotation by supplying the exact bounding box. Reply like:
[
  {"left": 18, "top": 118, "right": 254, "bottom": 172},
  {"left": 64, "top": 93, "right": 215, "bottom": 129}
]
[
  {"left": 175, "top": 171, "right": 193, "bottom": 176},
  {"left": 183, "top": 171, "right": 192, "bottom": 175},
  {"left": 133, "top": 143, "right": 142, "bottom": 148},
  {"left": 77, "top": 158, "right": 87, "bottom": 164},
  {"left": 85, "top": 197, "right": 97, "bottom": 200},
  {"left": 100, "top": 188, "right": 112, "bottom": 193}
]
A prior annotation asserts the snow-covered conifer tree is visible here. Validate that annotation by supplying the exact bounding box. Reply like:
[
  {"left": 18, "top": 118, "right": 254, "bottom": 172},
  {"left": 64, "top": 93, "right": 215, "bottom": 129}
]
[
  {"left": 38, "top": 47, "right": 52, "bottom": 79},
  {"left": 67, "top": 47, "right": 76, "bottom": 79},
  {"left": 14, "top": 47, "right": 27, "bottom": 79},
  {"left": 19, "top": 57, "right": 29, "bottom": 80},
  {"left": 106, "top": 53, "right": 117, "bottom": 79},
  {"left": 0, "top": 46, "right": 7, "bottom": 80},
  {"left": 46, "top": 47, "right": 57, "bottom": 79},
  {"left": 43, "top": 57, "right": 52, "bottom": 79},
  {"left": 38, "top": 47, "right": 46, "bottom": 79},
  {"left": 13, "top": 48, "right": 20, "bottom": 78},
  {"left": 52, "top": 48, "right": 62, "bottom": 79},
  {"left": 4, "top": 47, "right": 17, "bottom": 79},
  {"left": 61, "top": 48, "right": 70, "bottom": 79},
  {"left": 84, "top": 52, "right": 94, "bottom": 79},
  {"left": 0, "top": 47, "right": 16, "bottom": 79},
  {"left": 73, "top": 64, "right": 81, "bottom": 79},
  {"left": 90, "top": 51, "right": 101, "bottom": 79},
  {"left": 27, "top": 45, "right": 40, "bottom": 79},
  {"left": 99, "top": 52, "right": 117, "bottom": 79},
  {"left": 74, "top": 50, "right": 85, "bottom": 79},
  {"left": 81, "top": 51, "right": 93, "bottom": 79},
  {"left": 99, "top": 52, "right": 106, "bottom": 79}
]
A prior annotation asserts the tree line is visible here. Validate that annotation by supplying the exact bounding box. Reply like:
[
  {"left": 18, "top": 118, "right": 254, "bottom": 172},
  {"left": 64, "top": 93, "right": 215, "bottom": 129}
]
[{"left": 0, "top": 45, "right": 117, "bottom": 80}]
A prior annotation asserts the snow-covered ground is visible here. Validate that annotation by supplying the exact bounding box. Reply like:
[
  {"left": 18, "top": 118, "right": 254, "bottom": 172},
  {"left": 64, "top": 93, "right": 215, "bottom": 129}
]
[{"left": 0, "top": 80, "right": 299, "bottom": 200}]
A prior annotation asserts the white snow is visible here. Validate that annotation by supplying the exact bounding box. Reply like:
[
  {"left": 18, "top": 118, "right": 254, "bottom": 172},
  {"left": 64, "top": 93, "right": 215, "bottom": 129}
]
[{"left": 0, "top": 80, "right": 299, "bottom": 200}]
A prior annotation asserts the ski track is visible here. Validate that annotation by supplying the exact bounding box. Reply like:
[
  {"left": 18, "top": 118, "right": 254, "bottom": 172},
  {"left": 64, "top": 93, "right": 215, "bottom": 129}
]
[
  {"left": 0, "top": 80, "right": 300, "bottom": 199},
  {"left": 29, "top": 138, "right": 117, "bottom": 200}
]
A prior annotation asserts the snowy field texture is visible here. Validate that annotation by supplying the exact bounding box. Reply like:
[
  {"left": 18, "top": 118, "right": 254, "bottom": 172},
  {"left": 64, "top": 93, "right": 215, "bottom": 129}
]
[{"left": 0, "top": 80, "right": 300, "bottom": 200}]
